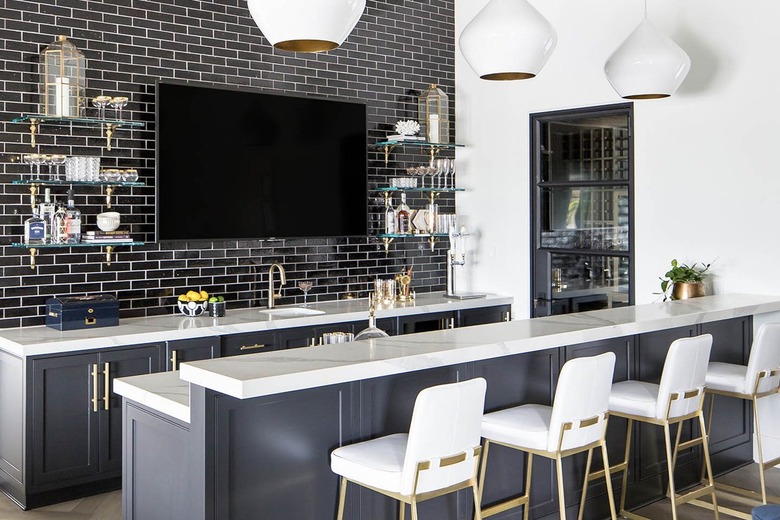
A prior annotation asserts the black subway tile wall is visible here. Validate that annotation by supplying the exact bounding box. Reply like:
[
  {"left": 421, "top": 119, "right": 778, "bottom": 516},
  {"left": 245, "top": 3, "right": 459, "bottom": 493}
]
[{"left": 0, "top": 0, "right": 456, "bottom": 327}]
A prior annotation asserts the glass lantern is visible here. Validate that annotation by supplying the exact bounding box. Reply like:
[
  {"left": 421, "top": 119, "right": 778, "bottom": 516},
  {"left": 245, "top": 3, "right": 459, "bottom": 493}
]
[
  {"left": 39, "top": 35, "right": 86, "bottom": 118},
  {"left": 417, "top": 83, "right": 449, "bottom": 144}
]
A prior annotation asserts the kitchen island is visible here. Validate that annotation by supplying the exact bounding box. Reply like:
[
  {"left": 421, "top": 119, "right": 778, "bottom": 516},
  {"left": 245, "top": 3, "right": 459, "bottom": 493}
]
[{"left": 117, "top": 294, "right": 780, "bottom": 520}]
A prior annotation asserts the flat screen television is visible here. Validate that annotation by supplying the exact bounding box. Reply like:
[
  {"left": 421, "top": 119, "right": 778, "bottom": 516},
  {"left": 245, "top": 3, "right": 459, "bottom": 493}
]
[{"left": 155, "top": 80, "right": 368, "bottom": 241}]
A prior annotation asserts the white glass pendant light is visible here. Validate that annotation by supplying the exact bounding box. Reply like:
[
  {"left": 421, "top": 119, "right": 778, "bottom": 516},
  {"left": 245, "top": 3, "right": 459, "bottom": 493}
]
[
  {"left": 604, "top": 1, "right": 691, "bottom": 99},
  {"left": 459, "top": 0, "right": 557, "bottom": 81},
  {"left": 246, "top": 0, "right": 365, "bottom": 53}
]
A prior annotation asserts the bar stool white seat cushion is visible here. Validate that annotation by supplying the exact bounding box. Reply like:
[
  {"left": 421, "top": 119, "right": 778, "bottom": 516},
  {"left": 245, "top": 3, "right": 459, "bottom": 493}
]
[
  {"left": 481, "top": 404, "right": 551, "bottom": 452},
  {"left": 331, "top": 433, "right": 407, "bottom": 493},
  {"left": 705, "top": 362, "right": 748, "bottom": 394},
  {"left": 608, "top": 381, "right": 659, "bottom": 418}
]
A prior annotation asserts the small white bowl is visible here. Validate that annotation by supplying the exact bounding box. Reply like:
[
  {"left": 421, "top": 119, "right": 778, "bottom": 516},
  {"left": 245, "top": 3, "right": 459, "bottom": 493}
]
[
  {"left": 97, "top": 212, "right": 121, "bottom": 232},
  {"left": 178, "top": 300, "right": 208, "bottom": 317}
]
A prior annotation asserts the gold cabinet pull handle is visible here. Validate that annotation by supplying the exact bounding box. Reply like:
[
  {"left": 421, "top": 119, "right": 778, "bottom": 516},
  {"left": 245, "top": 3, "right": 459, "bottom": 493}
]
[
  {"left": 91, "top": 364, "right": 99, "bottom": 413},
  {"left": 504, "top": 311, "right": 511, "bottom": 322},
  {"left": 103, "top": 362, "right": 110, "bottom": 410},
  {"left": 240, "top": 344, "right": 267, "bottom": 351},
  {"left": 170, "top": 350, "right": 178, "bottom": 371}
]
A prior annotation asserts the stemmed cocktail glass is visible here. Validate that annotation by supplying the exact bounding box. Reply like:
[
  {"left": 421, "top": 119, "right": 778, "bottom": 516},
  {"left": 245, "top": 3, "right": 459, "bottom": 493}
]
[{"left": 298, "top": 280, "right": 313, "bottom": 307}]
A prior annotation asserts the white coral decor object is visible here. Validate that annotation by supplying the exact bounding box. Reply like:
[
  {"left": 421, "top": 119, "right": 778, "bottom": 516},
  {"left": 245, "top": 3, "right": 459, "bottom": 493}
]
[{"left": 395, "top": 120, "right": 420, "bottom": 136}]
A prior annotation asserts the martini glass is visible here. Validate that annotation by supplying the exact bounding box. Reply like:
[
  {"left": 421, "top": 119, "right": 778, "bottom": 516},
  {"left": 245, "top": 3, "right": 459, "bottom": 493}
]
[
  {"left": 298, "top": 280, "right": 313, "bottom": 307},
  {"left": 92, "top": 95, "right": 111, "bottom": 119},
  {"left": 29, "top": 154, "right": 45, "bottom": 180},
  {"left": 110, "top": 96, "right": 128, "bottom": 121},
  {"left": 51, "top": 155, "right": 67, "bottom": 181},
  {"left": 21, "top": 154, "right": 36, "bottom": 180}
]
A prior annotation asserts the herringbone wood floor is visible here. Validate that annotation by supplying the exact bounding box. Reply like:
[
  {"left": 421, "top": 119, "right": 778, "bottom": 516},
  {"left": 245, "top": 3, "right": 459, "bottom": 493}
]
[{"left": 0, "top": 465, "right": 776, "bottom": 519}]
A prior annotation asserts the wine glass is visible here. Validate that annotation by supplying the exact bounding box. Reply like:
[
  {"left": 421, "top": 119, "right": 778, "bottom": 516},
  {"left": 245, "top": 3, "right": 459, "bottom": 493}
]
[
  {"left": 298, "top": 280, "right": 313, "bottom": 307},
  {"left": 110, "top": 96, "right": 128, "bottom": 121},
  {"left": 435, "top": 158, "right": 448, "bottom": 189},
  {"left": 21, "top": 154, "right": 36, "bottom": 180},
  {"left": 29, "top": 154, "right": 45, "bottom": 180},
  {"left": 447, "top": 158, "right": 456, "bottom": 189},
  {"left": 92, "top": 95, "right": 111, "bottom": 119},
  {"left": 50, "top": 155, "right": 67, "bottom": 181}
]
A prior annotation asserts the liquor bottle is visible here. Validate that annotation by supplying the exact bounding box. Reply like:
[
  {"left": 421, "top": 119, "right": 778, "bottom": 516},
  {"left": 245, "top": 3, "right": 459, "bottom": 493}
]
[
  {"left": 51, "top": 202, "right": 67, "bottom": 244},
  {"left": 396, "top": 192, "right": 411, "bottom": 234},
  {"left": 24, "top": 207, "right": 46, "bottom": 245},
  {"left": 64, "top": 189, "right": 81, "bottom": 244},
  {"left": 385, "top": 197, "right": 396, "bottom": 234},
  {"left": 39, "top": 188, "right": 55, "bottom": 243}
]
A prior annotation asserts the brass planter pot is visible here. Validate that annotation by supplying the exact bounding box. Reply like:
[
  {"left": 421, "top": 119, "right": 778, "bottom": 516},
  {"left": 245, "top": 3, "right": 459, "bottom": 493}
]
[{"left": 672, "top": 282, "right": 705, "bottom": 300}]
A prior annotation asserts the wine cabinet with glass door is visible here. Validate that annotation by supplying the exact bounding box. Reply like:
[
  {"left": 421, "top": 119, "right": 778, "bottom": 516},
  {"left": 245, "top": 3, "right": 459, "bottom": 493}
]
[{"left": 531, "top": 103, "right": 634, "bottom": 317}]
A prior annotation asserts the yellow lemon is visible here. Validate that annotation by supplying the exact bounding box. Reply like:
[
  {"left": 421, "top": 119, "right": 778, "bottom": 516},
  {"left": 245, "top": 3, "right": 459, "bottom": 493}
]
[
  {"left": 186, "top": 290, "right": 200, "bottom": 301},
  {"left": 177, "top": 294, "right": 188, "bottom": 302},
  {"left": 199, "top": 290, "right": 209, "bottom": 301}
]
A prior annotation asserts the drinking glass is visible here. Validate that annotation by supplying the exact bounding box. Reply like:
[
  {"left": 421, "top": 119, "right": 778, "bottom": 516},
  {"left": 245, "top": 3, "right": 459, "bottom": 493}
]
[
  {"left": 110, "top": 96, "right": 129, "bottom": 120},
  {"left": 448, "top": 158, "right": 456, "bottom": 189},
  {"left": 92, "top": 95, "right": 111, "bottom": 119},
  {"left": 51, "top": 155, "right": 67, "bottom": 181},
  {"left": 21, "top": 154, "right": 35, "bottom": 180},
  {"left": 30, "top": 154, "right": 45, "bottom": 180},
  {"left": 298, "top": 280, "right": 313, "bottom": 307}
]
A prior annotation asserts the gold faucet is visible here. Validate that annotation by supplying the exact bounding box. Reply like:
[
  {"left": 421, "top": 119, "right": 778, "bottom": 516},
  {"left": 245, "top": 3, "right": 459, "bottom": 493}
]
[{"left": 268, "top": 263, "right": 286, "bottom": 309}]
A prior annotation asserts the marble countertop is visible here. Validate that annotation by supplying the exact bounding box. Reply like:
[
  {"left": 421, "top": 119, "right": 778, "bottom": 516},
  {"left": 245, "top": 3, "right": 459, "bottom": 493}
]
[
  {"left": 0, "top": 292, "right": 512, "bottom": 357},
  {"left": 172, "top": 294, "right": 780, "bottom": 400},
  {"left": 113, "top": 371, "right": 190, "bottom": 423}
]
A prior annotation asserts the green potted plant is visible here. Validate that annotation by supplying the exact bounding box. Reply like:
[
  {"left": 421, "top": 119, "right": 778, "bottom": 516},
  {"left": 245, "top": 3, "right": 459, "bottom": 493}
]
[{"left": 660, "top": 259, "right": 711, "bottom": 301}]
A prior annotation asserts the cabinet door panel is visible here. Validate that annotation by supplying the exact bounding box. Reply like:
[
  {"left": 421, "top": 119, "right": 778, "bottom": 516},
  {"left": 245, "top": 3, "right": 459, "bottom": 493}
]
[
  {"left": 100, "top": 345, "right": 161, "bottom": 473},
  {"left": 166, "top": 336, "right": 220, "bottom": 371},
  {"left": 31, "top": 353, "right": 99, "bottom": 486}
]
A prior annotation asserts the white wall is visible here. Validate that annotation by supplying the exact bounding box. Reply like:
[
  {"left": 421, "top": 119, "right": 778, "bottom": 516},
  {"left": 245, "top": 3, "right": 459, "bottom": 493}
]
[{"left": 455, "top": 0, "right": 780, "bottom": 318}]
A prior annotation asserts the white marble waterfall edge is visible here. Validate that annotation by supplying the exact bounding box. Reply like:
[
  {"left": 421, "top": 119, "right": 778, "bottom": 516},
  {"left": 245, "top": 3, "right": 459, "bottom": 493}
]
[{"left": 175, "top": 294, "right": 780, "bottom": 400}]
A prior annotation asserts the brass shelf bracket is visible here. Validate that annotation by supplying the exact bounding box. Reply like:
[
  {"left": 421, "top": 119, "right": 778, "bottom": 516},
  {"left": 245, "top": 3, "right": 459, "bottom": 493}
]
[
  {"left": 28, "top": 247, "right": 39, "bottom": 269},
  {"left": 29, "top": 185, "right": 38, "bottom": 210},
  {"left": 428, "top": 145, "right": 443, "bottom": 166},
  {"left": 104, "top": 185, "right": 114, "bottom": 208},
  {"left": 383, "top": 237, "right": 394, "bottom": 253},
  {"left": 428, "top": 236, "right": 437, "bottom": 252},
  {"left": 382, "top": 144, "right": 398, "bottom": 167},
  {"left": 104, "top": 245, "right": 114, "bottom": 265},
  {"left": 105, "top": 123, "right": 117, "bottom": 150},
  {"left": 29, "top": 118, "right": 38, "bottom": 148}
]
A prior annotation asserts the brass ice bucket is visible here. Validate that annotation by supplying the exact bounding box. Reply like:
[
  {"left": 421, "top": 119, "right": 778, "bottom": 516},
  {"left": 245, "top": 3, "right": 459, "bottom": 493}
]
[{"left": 672, "top": 282, "right": 705, "bottom": 300}]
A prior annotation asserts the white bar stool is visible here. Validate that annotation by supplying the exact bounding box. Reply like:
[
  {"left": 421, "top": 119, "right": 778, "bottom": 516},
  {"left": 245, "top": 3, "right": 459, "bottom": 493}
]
[
  {"left": 608, "top": 334, "right": 719, "bottom": 520},
  {"left": 475, "top": 352, "right": 617, "bottom": 520},
  {"left": 699, "top": 323, "right": 780, "bottom": 517},
  {"left": 330, "top": 377, "right": 487, "bottom": 520}
]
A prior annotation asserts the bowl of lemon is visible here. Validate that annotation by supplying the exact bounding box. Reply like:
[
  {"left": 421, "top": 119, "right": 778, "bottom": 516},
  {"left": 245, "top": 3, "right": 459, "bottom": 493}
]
[{"left": 177, "top": 290, "right": 209, "bottom": 317}]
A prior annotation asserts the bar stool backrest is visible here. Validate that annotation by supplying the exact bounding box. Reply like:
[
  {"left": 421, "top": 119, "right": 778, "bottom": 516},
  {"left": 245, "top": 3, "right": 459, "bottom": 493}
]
[
  {"left": 401, "top": 377, "right": 487, "bottom": 496},
  {"left": 745, "top": 323, "right": 780, "bottom": 395},
  {"left": 657, "top": 334, "right": 712, "bottom": 420},
  {"left": 549, "top": 352, "right": 616, "bottom": 452}
]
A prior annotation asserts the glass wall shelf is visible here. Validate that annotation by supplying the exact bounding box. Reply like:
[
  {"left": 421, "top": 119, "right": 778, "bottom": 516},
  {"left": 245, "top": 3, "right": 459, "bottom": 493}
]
[
  {"left": 13, "top": 113, "right": 145, "bottom": 150},
  {"left": 375, "top": 140, "right": 464, "bottom": 166},
  {"left": 12, "top": 179, "right": 145, "bottom": 187},
  {"left": 12, "top": 242, "right": 144, "bottom": 249},
  {"left": 376, "top": 233, "right": 448, "bottom": 239},
  {"left": 11, "top": 242, "right": 144, "bottom": 269},
  {"left": 376, "top": 187, "right": 464, "bottom": 193},
  {"left": 12, "top": 114, "right": 145, "bottom": 128}
]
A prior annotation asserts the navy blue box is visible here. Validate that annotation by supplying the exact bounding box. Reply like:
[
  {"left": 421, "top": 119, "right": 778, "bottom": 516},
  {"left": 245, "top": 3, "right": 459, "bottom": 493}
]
[{"left": 45, "top": 295, "right": 119, "bottom": 331}]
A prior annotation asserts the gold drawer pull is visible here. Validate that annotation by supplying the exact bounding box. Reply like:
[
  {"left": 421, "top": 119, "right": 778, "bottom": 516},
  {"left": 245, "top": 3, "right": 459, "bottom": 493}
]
[
  {"left": 85, "top": 317, "right": 96, "bottom": 325},
  {"left": 240, "top": 344, "right": 267, "bottom": 351},
  {"left": 103, "top": 362, "right": 110, "bottom": 410},
  {"left": 170, "top": 350, "right": 178, "bottom": 371},
  {"left": 91, "top": 364, "right": 99, "bottom": 412}
]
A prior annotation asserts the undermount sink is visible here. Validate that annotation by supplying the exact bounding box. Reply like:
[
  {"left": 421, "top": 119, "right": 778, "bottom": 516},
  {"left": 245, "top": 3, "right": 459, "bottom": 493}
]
[{"left": 258, "top": 307, "right": 326, "bottom": 318}]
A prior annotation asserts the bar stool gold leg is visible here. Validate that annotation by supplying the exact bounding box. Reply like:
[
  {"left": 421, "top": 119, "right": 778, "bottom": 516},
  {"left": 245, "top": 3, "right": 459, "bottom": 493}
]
[
  {"left": 475, "top": 441, "right": 490, "bottom": 520},
  {"left": 619, "top": 419, "right": 634, "bottom": 516},
  {"left": 754, "top": 394, "right": 769, "bottom": 504},
  {"left": 663, "top": 423, "right": 679, "bottom": 520},
  {"left": 399, "top": 501, "right": 405, "bottom": 520},
  {"left": 410, "top": 498, "right": 419, "bottom": 520},
  {"left": 577, "top": 448, "right": 594, "bottom": 520},
  {"left": 699, "top": 411, "right": 720, "bottom": 520},
  {"left": 472, "top": 482, "right": 483, "bottom": 520},
  {"left": 523, "top": 453, "right": 533, "bottom": 520},
  {"left": 556, "top": 456, "right": 567, "bottom": 520},
  {"left": 601, "top": 440, "right": 618, "bottom": 520},
  {"left": 337, "top": 477, "right": 347, "bottom": 520},
  {"left": 667, "top": 422, "right": 684, "bottom": 498}
]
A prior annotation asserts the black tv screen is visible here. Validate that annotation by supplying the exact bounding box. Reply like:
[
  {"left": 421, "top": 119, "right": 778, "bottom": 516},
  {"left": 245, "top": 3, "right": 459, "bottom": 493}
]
[{"left": 155, "top": 80, "right": 367, "bottom": 241}]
